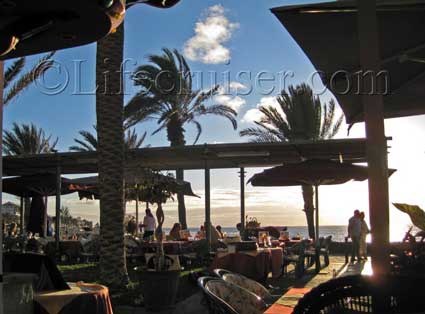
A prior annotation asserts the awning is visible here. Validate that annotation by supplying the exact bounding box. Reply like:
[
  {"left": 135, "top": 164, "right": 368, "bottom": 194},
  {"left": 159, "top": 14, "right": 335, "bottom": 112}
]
[{"left": 272, "top": 0, "right": 425, "bottom": 124}]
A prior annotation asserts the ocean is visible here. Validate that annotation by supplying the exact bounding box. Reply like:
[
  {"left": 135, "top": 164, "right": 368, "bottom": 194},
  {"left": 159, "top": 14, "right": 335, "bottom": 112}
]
[
  {"left": 163, "top": 225, "right": 412, "bottom": 242},
  {"left": 164, "top": 225, "right": 349, "bottom": 242}
]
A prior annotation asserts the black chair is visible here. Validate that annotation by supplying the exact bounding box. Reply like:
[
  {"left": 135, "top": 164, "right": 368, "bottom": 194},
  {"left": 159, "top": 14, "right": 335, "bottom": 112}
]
[
  {"left": 198, "top": 277, "right": 239, "bottom": 314},
  {"left": 283, "top": 240, "right": 307, "bottom": 278},
  {"left": 293, "top": 275, "right": 425, "bottom": 314},
  {"left": 305, "top": 236, "right": 333, "bottom": 268}
]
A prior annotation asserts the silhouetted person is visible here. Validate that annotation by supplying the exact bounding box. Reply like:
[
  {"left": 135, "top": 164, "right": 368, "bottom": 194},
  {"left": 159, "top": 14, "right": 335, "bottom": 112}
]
[{"left": 348, "top": 210, "right": 361, "bottom": 262}]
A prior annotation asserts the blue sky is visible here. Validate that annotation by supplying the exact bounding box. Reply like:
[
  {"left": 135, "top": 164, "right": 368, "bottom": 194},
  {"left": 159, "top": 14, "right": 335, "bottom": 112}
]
[{"left": 3, "top": 1, "right": 425, "bottom": 240}]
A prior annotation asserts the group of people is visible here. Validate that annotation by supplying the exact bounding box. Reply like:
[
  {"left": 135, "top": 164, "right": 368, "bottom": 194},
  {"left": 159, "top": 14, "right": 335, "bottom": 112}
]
[{"left": 348, "top": 209, "right": 370, "bottom": 262}]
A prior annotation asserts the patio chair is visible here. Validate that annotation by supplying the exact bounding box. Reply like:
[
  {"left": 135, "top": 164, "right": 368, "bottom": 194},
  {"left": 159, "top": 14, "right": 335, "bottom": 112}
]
[
  {"left": 213, "top": 269, "right": 272, "bottom": 300},
  {"left": 198, "top": 276, "right": 267, "bottom": 314},
  {"left": 283, "top": 240, "right": 307, "bottom": 278},
  {"left": 293, "top": 274, "right": 425, "bottom": 314},
  {"left": 305, "top": 236, "right": 332, "bottom": 268}
]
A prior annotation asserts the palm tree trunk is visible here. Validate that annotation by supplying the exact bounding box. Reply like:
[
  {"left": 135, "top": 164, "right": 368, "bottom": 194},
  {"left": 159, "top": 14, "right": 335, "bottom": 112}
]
[
  {"left": 176, "top": 169, "right": 187, "bottom": 229},
  {"left": 302, "top": 185, "right": 316, "bottom": 239},
  {"left": 167, "top": 118, "right": 187, "bottom": 229},
  {"left": 96, "top": 24, "right": 127, "bottom": 288}
]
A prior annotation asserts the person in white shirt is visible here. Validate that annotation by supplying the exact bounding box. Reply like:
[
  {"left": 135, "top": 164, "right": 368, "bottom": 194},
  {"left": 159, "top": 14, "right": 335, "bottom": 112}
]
[
  {"left": 359, "top": 211, "right": 370, "bottom": 259},
  {"left": 348, "top": 209, "right": 362, "bottom": 262},
  {"left": 140, "top": 208, "right": 156, "bottom": 240}
]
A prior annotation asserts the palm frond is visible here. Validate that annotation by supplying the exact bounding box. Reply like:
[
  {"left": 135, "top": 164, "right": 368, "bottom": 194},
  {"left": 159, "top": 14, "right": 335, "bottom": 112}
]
[
  {"left": 4, "top": 51, "right": 56, "bottom": 105},
  {"left": 4, "top": 57, "right": 25, "bottom": 89}
]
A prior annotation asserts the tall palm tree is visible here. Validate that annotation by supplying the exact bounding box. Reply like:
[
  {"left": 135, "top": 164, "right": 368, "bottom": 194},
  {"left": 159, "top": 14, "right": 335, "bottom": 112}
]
[
  {"left": 3, "top": 52, "right": 55, "bottom": 105},
  {"left": 69, "top": 126, "right": 148, "bottom": 152},
  {"left": 240, "top": 83, "right": 343, "bottom": 239},
  {"left": 3, "top": 122, "right": 58, "bottom": 155},
  {"left": 95, "top": 23, "right": 127, "bottom": 288},
  {"left": 3, "top": 122, "right": 58, "bottom": 233},
  {"left": 125, "top": 48, "right": 238, "bottom": 228}
]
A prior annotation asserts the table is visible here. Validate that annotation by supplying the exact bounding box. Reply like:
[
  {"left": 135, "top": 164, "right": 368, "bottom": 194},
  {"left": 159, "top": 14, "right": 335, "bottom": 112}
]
[
  {"left": 210, "top": 247, "right": 283, "bottom": 281},
  {"left": 140, "top": 241, "right": 193, "bottom": 255},
  {"left": 34, "top": 282, "right": 113, "bottom": 314}
]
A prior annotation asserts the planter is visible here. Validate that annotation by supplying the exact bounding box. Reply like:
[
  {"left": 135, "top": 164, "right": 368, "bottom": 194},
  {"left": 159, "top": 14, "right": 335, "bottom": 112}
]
[{"left": 136, "top": 268, "right": 180, "bottom": 312}]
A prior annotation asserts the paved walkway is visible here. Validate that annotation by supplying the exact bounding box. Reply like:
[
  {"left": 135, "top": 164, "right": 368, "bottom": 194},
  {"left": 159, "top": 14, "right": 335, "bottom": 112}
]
[{"left": 265, "top": 256, "right": 371, "bottom": 314}]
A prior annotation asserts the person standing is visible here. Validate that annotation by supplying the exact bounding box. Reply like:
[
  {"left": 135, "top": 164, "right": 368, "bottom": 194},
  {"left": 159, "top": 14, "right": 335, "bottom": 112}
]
[
  {"left": 359, "top": 211, "right": 370, "bottom": 259},
  {"left": 140, "top": 209, "right": 156, "bottom": 240},
  {"left": 348, "top": 210, "right": 362, "bottom": 262}
]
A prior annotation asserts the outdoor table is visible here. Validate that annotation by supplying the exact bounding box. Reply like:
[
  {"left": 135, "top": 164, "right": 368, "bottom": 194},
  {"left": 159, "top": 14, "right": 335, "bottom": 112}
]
[
  {"left": 209, "top": 247, "right": 283, "bottom": 281},
  {"left": 141, "top": 240, "right": 193, "bottom": 255},
  {"left": 264, "top": 287, "right": 311, "bottom": 314},
  {"left": 34, "top": 282, "right": 113, "bottom": 314}
]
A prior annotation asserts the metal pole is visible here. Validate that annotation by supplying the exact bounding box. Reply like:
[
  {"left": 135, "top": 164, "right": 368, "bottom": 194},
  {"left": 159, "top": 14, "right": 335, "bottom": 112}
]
[
  {"left": 205, "top": 162, "right": 211, "bottom": 252},
  {"left": 240, "top": 168, "right": 246, "bottom": 234},
  {"left": 0, "top": 59, "right": 5, "bottom": 314},
  {"left": 357, "top": 0, "right": 390, "bottom": 277},
  {"left": 20, "top": 196, "right": 24, "bottom": 235},
  {"left": 43, "top": 195, "right": 49, "bottom": 237},
  {"left": 135, "top": 185, "right": 139, "bottom": 236},
  {"left": 55, "top": 165, "right": 61, "bottom": 251},
  {"left": 315, "top": 184, "right": 320, "bottom": 272}
]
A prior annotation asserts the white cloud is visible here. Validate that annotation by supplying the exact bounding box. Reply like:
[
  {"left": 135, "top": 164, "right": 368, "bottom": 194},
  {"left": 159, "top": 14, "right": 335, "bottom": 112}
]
[
  {"left": 183, "top": 5, "right": 239, "bottom": 64},
  {"left": 215, "top": 95, "right": 246, "bottom": 111},
  {"left": 241, "top": 96, "right": 281, "bottom": 123},
  {"left": 229, "top": 81, "right": 247, "bottom": 92},
  {"left": 213, "top": 82, "right": 248, "bottom": 112}
]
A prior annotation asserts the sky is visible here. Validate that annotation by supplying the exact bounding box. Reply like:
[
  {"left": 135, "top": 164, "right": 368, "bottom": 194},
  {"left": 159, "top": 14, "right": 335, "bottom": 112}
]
[{"left": 2, "top": 0, "right": 425, "bottom": 241}]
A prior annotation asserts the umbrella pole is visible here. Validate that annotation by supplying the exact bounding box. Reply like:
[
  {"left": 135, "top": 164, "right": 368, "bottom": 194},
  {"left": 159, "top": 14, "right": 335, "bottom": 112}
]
[
  {"left": 20, "top": 196, "right": 24, "bottom": 235},
  {"left": 315, "top": 184, "right": 320, "bottom": 272}
]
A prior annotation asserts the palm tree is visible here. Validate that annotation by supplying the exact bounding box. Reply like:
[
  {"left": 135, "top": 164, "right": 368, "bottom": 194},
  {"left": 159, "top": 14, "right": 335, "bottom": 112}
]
[
  {"left": 240, "top": 83, "right": 343, "bottom": 239},
  {"left": 3, "top": 122, "right": 58, "bottom": 155},
  {"left": 3, "top": 52, "right": 55, "bottom": 105},
  {"left": 3, "top": 122, "right": 58, "bottom": 234},
  {"left": 125, "top": 48, "right": 238, "bottom": 228},
  {"left": 95, "top": 24, "right": 127, "bottom": 288},
  {"left": 69, "top": 126, "right": 148, "bottom": 152}
]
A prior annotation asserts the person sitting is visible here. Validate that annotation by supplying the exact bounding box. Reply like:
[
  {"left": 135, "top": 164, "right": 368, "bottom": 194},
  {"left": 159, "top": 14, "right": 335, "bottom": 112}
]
[
  {"left": 169, "top": 222, "right": 182, "bottom": 241},
  {"left": 216, "top": 225, "right": 224, "bottom": 239},
  {"left": 195, "top": 225, "right": 205, "bottom": 240},
  {"left": 127, "top": 216, "right": 137, "bottom": 236}
]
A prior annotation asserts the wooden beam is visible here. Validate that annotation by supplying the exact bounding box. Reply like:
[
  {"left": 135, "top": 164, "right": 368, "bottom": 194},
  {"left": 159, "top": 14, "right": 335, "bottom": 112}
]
[{"left": 357, "top": 0, "right": 390, "bottom": 276}]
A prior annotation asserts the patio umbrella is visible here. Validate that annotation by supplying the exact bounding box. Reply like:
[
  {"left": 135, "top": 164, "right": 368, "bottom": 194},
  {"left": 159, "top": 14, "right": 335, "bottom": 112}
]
[
  {"left": 2, "top": 174, "right": 74, "bottom": 197},
  {"left": 272, "top": 0, "right": 425, "bottom": 124},
  {"left": 248, "top": 159, "right": 396, "bottom": 271},
  {"left": 0, "top": 0, "right": 126, "bottom": 59}
]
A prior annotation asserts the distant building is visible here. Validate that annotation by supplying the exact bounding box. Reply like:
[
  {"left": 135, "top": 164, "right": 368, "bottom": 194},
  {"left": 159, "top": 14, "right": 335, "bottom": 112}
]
[{"left": 2, "top": 202, "right": 20, "bottom": 215}]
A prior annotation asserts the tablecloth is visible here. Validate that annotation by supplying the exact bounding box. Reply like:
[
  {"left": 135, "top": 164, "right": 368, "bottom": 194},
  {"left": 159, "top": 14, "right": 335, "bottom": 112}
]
[
  {"left": 210, "top": 248, "right": 283, "bottom": 281},
  {"left": 34, "top": 282, "right": 113, "bottom": 314}
]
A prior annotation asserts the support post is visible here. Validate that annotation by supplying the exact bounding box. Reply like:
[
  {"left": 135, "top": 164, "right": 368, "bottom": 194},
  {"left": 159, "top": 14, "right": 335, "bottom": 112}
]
[
  {"left": 357, "top": 0, "right": 390, "bottom": 277},
  {"left": 315, "top": 184, "right": 320, "bottom": 272},
  {"left": 0, "top": 59, "right": 5, "bottom": 314},
  {"left": 135, "top": 185, "right": 139, "bottom": 236},
  {"left": 205, "top": 162, "right": 211, "bottom": 252},
  {"left": 240, "top": 168, "right": 246, "bottom": 234},
  {"left": 20, "top": 196, "right": 24, "bottom": 235},
  {"left": 55, "top": 165, "right": 61, "bottom": 251}
]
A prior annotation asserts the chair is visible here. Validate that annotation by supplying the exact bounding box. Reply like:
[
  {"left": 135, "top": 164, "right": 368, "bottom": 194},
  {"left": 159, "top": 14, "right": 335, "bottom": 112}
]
[
  {"left": 293, "top": 275, "right": 425, "bottom": 314},
  {"left": 213, "top": 269, "right": 272, "bottom": 300},
  {"left": 283, "top": 240, "right": 307, "bottom": 278},
  {"left": 305, "top": 236, "right": 332, "bottom": 268},
  {"left": 198, "top": 276, "right": 266, "bottom": 314}
]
